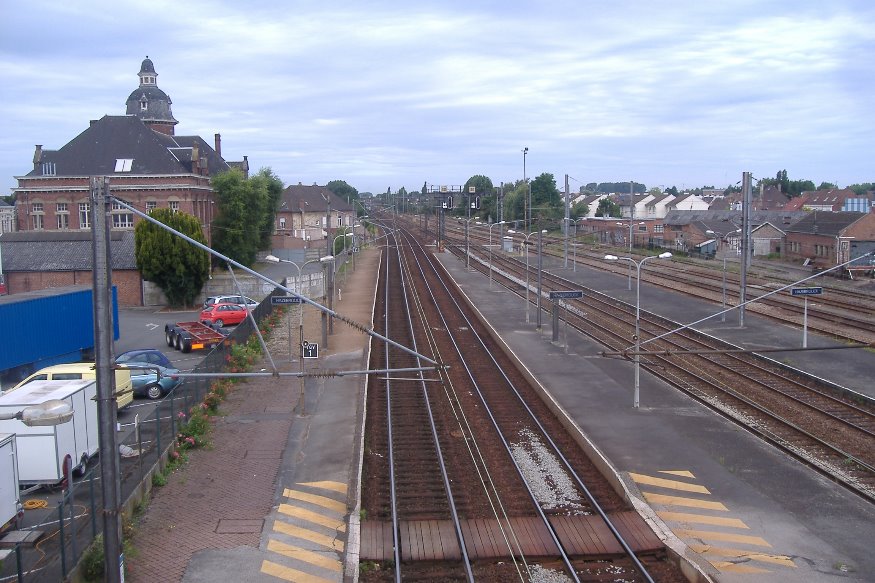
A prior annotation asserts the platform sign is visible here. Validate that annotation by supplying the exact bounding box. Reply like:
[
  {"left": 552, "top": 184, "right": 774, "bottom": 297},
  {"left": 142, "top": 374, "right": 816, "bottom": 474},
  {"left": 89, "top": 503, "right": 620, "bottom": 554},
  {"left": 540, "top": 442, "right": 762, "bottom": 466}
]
[
  {"left": 302, "top": 341, "right": 318, "bottom": 359},
  {"left": 791, "top": 287, "right": 823, "bottom": 296},
  {"left": 271, "top": 295, "right": 303, "bottom": 305},
  {"left": 549, "top": 290, "right": 583, "bottom": 300}
]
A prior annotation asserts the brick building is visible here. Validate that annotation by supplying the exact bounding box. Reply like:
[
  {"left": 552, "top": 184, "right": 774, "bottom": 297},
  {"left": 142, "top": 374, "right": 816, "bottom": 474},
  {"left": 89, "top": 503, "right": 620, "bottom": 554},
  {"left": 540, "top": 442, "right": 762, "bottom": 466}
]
[
  {"left": 272, "top": 183, "right": 357, "bottom": 251},
  {"left": 12, "top": 57, "right": 248, "bottom": 244},
  {"left": 783, "top": 211, "right": 875, "bottom": 271}
]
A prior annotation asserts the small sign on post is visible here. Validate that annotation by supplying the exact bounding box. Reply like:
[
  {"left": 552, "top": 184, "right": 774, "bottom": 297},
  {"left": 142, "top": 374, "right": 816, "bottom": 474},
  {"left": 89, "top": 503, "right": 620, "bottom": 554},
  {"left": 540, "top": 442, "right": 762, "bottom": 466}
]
[
  {"left": 548, "top": 290, "right": 583, "bottom": 300},
  {"left": 302, "top": 341, "right": 318, "bottom": 359},
  {"left": 790, "top": 287, "right": 823, "bottom": 348},
  {"left": 790, "top": 287, "right": 823, "bottom": 296}
]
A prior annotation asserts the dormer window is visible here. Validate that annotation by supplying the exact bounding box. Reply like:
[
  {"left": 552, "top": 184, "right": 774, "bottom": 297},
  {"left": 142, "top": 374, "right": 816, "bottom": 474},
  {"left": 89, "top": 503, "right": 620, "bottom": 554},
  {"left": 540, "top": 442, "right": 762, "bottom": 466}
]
[
  {"left": 114, "top": 159, "right": 133, "bottom": 172},
  {"left": 42, "top": 162, "right": 56, "bottom": 175},
  {"left": 140, "top": 99, "right": 148, "bottom": 111}
]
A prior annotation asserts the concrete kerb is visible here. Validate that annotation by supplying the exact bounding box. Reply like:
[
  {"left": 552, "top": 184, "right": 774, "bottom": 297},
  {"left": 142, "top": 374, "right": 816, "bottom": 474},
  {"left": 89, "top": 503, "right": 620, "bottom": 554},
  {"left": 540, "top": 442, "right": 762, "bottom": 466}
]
[
  {"left": 436, "top": 252, "right": 717, "bottom": 583},
  {"left": 342, "top": 248, "right": 382, "bottom": 583}
]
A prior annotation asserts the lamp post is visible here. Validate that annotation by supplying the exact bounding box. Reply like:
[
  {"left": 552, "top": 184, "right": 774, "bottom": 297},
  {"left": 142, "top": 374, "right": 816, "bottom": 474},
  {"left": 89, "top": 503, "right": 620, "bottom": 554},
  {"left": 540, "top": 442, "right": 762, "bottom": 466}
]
[
  {"left": 265, "top": 255, "right": 332, "bottom": 361},
  {"left": 508, "top": 229, "right": 547, "bottom": 324},
  {"left": 461, "top": 216, "right": 480, "bottom": 270},
  {"left": 484, "top": 220, "right": 506, "bottom": 288},
  {"left": 604, "top": 252, "right": 673, "bottom": 408},
  {"left": 0, "top": 399, "right": 74, "bottom": 425}
]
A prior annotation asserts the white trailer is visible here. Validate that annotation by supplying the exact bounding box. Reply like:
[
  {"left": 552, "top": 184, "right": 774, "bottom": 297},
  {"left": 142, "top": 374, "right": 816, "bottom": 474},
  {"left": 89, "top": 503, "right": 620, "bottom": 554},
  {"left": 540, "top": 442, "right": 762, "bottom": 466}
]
[
  {"left": 0, "top": 380, "right": 98, "bottom": 485},
  {"left": 0, "top": 433, "right": 20, "bottom": 531}
]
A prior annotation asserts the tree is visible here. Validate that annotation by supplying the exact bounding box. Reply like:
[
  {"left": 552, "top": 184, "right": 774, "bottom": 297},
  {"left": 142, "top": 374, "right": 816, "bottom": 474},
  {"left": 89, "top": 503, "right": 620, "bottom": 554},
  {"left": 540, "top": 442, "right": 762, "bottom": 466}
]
[
  {"left": 135, "top": 208, "right": 209, "bottom": 307},
  {"left": 595, "top": 198, "right": 621, "bottom": 218},
  {"left": 251, "top": 168, "right": 284, "bottom": 250},
  {"left": 570, "top": 201, "right": 589, "bottom": 219},
  {"left": 211, "top": 169, "right": 266, "bottom": 268},
  {"left": 817, "top": 182, "right": 837, "bottom": 190},
  {"left": 848, "top": 183, "right": 875, "bottom": 195},
  {"left": 530, "top": 173, "right": 561, "bottom": 222}
]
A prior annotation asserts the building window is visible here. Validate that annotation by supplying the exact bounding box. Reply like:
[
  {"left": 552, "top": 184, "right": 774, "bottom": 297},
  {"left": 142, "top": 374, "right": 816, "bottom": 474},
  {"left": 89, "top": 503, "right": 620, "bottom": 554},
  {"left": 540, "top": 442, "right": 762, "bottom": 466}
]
[
  {"left": 56, "top": 203, "right": 69, "bottom": 230},
  {"left": 42, "top": 162, "right": 56, "bottom": 175},
  {"left": 31, "top": 202, "right": 44, "bottom": 230},
  {"left": 169, "top": 201, "right": 180, "bottom": 213},
  {"left": 140, "top": 99, "right": 148, "bottom": 111},
  {"left": 112, "top": 213, "right": 134, "bottom": 229},
  {"left": 114, "top": 159, "right": 133, "bottom": 172},
  {"left": 79, "top": 202, "right": 91, "bottom": 229},
  {"left": 146, "top": 201, "right": 157, "bottom": 211},
  {"left": 654, "top": 224, "right": 664, "bottom": 234},
  {"left": 279, "top": 217, "right": 287, "bottom": 229}
]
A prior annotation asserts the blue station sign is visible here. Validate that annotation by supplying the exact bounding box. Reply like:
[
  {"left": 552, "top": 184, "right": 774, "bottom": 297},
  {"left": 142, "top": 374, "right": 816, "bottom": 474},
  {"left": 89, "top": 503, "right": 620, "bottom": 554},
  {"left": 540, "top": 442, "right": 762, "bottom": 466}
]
[
  {"left": 271, "top": 295, "right": 303, "bottom": 305},
  {"left": 791, "top": 287, "right": 823, "bottom": 296},
  {"left": 548, "top": 290, "right": 583, "bottom": 300}
]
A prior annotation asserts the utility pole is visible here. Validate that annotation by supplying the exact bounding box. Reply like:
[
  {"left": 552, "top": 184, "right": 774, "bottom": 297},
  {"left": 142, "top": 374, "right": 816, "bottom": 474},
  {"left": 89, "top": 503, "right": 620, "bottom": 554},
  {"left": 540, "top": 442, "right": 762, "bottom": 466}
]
[
  {"left": 91, "top": 176, "right": 123, "bottom": 583},
  {"left": 564, "top": 174, "right": 570, "bottom": 268},
  {"left": 739, "top": 171, "right": 752, "bottom": 327}
]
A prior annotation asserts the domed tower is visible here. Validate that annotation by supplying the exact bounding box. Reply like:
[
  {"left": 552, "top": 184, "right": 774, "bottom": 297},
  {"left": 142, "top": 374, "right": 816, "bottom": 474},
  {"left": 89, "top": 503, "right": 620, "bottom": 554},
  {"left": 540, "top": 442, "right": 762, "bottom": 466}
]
[{"left": 125, "top": 56, "right": 178, "bottom": 135}]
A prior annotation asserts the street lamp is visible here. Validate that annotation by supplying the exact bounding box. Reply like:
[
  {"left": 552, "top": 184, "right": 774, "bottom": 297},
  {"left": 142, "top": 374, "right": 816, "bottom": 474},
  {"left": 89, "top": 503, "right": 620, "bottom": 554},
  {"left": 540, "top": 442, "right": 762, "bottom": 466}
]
[
  {"left": 460, "top": 216, "right": 480, "bottom": 270},
  {"left": 604, "top": 252, "right": 673, "bottom": 408},
  {"left": 482, "top": 220, "right": 506, "bottom": 288},
  {"left": 0, "top": 399, "right": 74, "bottom": 425},
  {"left": 508, "top": 229, "right": 547, "bottom": 324}
]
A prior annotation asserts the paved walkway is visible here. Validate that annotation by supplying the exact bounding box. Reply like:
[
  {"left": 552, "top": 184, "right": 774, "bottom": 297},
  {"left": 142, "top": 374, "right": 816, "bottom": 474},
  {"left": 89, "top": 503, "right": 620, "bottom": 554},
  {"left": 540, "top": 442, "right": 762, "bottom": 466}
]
[{"left": 127, "top": 249, "right": 378, "bottom": 583}]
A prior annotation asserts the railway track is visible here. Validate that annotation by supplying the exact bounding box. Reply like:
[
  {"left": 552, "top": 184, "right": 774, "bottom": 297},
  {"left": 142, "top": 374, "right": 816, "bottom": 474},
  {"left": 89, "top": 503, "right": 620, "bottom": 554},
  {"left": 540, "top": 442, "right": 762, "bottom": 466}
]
[
  {"left": 360, "top": 224, "right": 686, "bottom": 582},
  {"left": 430, "top": 231, "right": 875, "bottom": 503},
  {"left": 439, "top": 222, "right": 875, "bottom": 344}
]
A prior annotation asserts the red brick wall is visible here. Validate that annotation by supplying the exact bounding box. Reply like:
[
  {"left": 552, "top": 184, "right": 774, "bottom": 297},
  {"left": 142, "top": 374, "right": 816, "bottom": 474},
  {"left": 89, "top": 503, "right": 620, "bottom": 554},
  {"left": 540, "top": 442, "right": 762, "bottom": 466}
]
[{"left": 6, "top": 270, "right": 143, "bottom": 306}]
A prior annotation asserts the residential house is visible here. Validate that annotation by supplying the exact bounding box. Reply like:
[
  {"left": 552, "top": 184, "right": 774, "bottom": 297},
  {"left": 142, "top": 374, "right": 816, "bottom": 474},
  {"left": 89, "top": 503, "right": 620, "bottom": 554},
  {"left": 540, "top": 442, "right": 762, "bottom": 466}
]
[
  {"left": 272, "top": 183, "right": 357, "bottom": 251},
  {"left": 784, "top": 188, "right": 859, "bottom": 213},
  {"left": 665, "top": 193, "right": 709, "bottom": 212},
  {"left": 0, "top": 200, "right": 15, "bottom": 234}
]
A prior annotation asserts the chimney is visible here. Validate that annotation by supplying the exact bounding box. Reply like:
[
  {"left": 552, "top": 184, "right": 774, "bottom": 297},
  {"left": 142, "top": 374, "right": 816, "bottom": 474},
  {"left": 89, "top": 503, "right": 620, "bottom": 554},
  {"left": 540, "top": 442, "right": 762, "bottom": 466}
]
[
  {"left": 192, "top": 143, "right": 200, "bottom": 174},
  {"left": 33, "top": 145, "right": 43, "bottom": 168},
  {"left": 214, "top": 133, "right": 222, "bottom": 158},
  {"left": 90, "top": 120, "right": 98, "bottom": 127}
]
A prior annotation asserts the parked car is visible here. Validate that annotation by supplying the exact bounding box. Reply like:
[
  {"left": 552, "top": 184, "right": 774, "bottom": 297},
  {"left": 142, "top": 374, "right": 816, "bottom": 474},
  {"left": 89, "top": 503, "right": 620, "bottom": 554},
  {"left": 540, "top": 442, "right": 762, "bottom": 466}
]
[
  {"left": 124, "top": 363, "right": 180, "bottom": 400},
  {"left": 116, "top": 348, "right": 174, "bottom": 370},
  {"left": 7, "top": 363, "right": 134, "bottom": 409},
  {"left": 200, "top": 303, "right": 248, "bottom": 327},
  {"left": 203, "top": 295, "right": 258, "bottom": 310}
]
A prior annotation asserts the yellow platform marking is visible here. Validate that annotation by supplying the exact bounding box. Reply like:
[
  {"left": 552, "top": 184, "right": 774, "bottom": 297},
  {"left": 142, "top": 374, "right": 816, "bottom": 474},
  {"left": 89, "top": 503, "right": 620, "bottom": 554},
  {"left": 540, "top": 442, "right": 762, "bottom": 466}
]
[
  {"left": 299, "top": 481, "right": 347, "bottom": 495},
  {"left": 279, "top": 503, "right": 347, "bottom": 532},
  {"left": 267, "top": 539, "right": 342, "bottom": 572},
  {"left": 689, "top": 544, "right": 796, "bottom": 568},
  {"left": 274, "top": 520, "right": 346, "bottom": 552},
  {"left": 659, "top": 470, "right": 696, "bottom": 478},
  {"left": 675, "top": 528, "right": 771, "bottom": 548},
  {"left": 283, "top": 488, "right": 347, "bottom": 514},
  {"left": 261, "top": 559, "right": 336, "bottom": 583},
  {"left": 629, "top": 473, "right": 710, "bottom": 494},
  {"left": 657, "top": 511, "right": 749, "bottom": 529},
  {"left": 709, "top": 561, "right": 772, "bottom": 574},
  {"left": 643, "top": 492, "right": 728, "bottom": 511}
]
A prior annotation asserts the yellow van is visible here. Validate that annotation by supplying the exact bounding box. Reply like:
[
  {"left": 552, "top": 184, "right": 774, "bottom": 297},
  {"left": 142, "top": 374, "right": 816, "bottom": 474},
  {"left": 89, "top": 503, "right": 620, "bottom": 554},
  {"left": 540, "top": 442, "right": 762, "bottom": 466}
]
[{"left": 9, "top": 363, "right": 134, "bottom": 409}]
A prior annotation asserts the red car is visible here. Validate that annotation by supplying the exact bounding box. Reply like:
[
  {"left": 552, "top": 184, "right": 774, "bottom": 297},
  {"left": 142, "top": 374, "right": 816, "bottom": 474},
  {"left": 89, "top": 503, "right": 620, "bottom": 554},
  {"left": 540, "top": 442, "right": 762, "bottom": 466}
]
[{"left": 199, "top": 303, "right": 248, "bottom": 327}]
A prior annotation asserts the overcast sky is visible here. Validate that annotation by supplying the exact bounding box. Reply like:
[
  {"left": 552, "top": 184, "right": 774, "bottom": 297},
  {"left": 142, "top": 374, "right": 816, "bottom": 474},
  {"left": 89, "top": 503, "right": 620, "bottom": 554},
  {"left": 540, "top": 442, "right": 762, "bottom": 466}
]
[{"left": 2, "top": 0, "right": 873, "bottom": 197}]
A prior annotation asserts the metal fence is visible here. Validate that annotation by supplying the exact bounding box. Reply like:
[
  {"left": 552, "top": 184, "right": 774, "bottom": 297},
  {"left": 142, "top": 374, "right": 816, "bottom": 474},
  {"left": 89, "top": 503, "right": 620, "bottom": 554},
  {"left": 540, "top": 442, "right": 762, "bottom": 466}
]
[{"left": 1, "top": 294, "right": 278, "bottom": 583}]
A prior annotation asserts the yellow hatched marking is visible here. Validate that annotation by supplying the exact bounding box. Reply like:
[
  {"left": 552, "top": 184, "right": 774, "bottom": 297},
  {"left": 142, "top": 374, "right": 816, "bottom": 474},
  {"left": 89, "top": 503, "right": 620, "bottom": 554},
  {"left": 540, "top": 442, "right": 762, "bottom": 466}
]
[
  {"left": 274, "top": 520, "right": 345, "bottom": 552},
  {"left": 267, "top": 539, "right": 342, "bottom": 572},
  {"left": 279, "top": 503, "right": 347, "bottom": 532},
  {"left": 261, "top": 559, "right": 336, "bottom": 583},
  {"left": 675, "top": 529, "right": 771, "bottom": 547},
  {"left": 689, "top": 544, "right": 796, "bottom": 568},
  {"left": 659, "top": 470, "right": 696, "bottom": 478},
  {"left": 710, "top": 561, "right": 771, "bottom": 574},
  {"left": 629, "top": 473, "right": 710, "bottom": 494},
  {"left": 300, "top": 481, "right": 347, "bottom": 495},
  {"left": 283, "top": 488, "right": 347, "bottom": 514},
  {"left": 658, "top": 511, "right": 749, "bottom": 529},
  {"left": 643, "top": 492, "right": 728, "bottom": 511}
]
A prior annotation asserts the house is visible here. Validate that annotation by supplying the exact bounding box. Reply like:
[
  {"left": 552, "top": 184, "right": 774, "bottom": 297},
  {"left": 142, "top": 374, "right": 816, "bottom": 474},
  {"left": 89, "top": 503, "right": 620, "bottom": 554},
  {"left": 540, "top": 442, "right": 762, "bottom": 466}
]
[
  {"left": 661, "top": 210, "right": 807, "bottom": 254},
  {"left": 0, "top": 200, "right": 15, "bottom": 234},
  {"left": 784, "top": 188, "right": 859, "bottom": 213},
  {"left": 665, "top": 193, "right": 709, "bottom": 212},
  {"left": 783, "top": 211, "right": 875, "bottom": 271},
  {"left": 272, "top": 184, "right": 357, "bottom": 251},
  {"left": 12, "top": 57, "right": 248, "bottom": 245},
  {"left": 0, "top": 231, "right": 143, "bottom": 306},
  {"left": 642, "top": 193, "right": 675, "bottom": 219}
]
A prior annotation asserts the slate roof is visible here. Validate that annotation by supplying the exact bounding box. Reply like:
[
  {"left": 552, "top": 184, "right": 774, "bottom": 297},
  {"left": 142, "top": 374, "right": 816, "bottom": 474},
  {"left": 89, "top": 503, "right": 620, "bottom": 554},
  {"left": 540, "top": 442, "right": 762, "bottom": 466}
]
[
  {"left": 24, "top": 115, "right": 231, "bottom": 179},
  {"left": 0, "top": 231, "right": 137, "bottom": 271},
  {"left": 784, "top": 210, "right": 865, "bottom": 236},
  {"left": 280, "top": 183, "right": 355, "bottom": 213},
  {"left": 663, "top": 210, "right": 807, "bottom": 228}
]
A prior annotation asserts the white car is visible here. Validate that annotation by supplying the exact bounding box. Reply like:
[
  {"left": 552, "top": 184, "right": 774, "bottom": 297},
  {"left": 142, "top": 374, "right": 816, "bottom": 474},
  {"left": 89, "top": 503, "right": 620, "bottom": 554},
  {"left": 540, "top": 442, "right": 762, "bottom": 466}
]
[{"left": 203, "top": 295, "right": 258, "bottom": 310}]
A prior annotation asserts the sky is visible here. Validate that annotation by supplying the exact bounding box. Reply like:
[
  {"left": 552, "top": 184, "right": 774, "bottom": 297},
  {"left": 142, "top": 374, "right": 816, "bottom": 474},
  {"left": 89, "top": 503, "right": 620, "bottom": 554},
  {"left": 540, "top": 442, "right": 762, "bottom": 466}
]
[{"left": 2, "top": 0, "right": 874, "bottom": 197}]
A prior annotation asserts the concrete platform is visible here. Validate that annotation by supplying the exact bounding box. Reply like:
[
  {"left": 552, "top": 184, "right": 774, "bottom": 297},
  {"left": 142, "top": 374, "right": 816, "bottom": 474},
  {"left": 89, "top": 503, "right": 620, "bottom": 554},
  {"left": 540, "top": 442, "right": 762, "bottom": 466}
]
[{"left": 436, "top": 249, "right": 875, "bottom": 583}]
